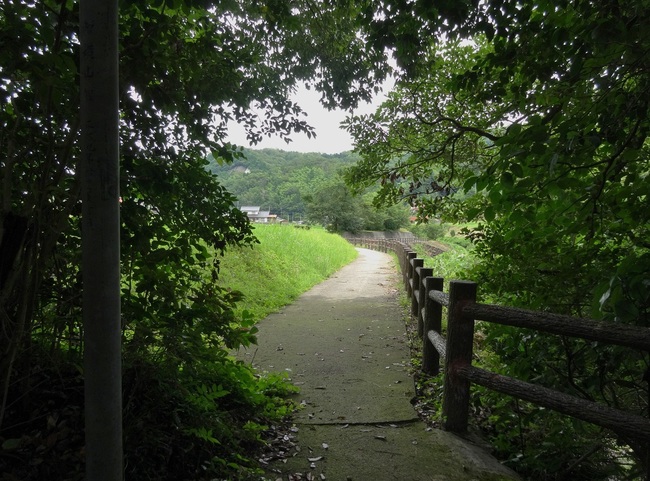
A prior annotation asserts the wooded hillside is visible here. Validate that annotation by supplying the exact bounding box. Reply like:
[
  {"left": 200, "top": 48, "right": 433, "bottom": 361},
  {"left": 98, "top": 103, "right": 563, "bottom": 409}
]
[{"left": 208, "top": 149, "right": 360, "bottom": 219}]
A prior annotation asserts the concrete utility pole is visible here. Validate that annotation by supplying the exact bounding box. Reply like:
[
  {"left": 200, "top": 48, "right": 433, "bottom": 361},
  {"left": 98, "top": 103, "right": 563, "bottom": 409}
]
[{"left": 80, "top": 1, "right": 123, "bottom": 480}]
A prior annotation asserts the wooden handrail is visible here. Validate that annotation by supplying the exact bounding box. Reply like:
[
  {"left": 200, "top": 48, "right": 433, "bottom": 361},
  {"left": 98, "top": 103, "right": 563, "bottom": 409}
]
[
  {"left": 464, "top": 302, "right": 650, "bottom": 351},
  {"left": 428, "top": 289, "right": 449, "bottom": 307},
  {"left": 351, "top": 238, "right": 650, "bottom": 461},
  {"left": 458, "top": 364, "right": 650, "bottom": 442},
  {"left": 427, "top": 329, "right": 446, "bottom": 360}
]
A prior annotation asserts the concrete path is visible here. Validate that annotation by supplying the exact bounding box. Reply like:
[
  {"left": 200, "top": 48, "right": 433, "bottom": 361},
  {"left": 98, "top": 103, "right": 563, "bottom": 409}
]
[{"left": 238, "top": 248, "right": 520, "bottom": 481}]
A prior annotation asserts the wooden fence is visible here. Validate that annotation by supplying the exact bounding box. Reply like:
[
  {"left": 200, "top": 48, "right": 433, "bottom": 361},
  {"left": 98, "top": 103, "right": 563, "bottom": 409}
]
[
  {"left": 343, "top": 236, "right": 447, "bottom": 257},
  {"left": 347, "top": 238, "right": 650, "bottom": 450}
]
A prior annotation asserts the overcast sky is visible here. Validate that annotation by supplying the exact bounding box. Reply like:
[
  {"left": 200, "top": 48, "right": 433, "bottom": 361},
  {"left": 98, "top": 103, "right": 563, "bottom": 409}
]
[{"left": 226, "top": 82, "right": 391, "bottom": 154}]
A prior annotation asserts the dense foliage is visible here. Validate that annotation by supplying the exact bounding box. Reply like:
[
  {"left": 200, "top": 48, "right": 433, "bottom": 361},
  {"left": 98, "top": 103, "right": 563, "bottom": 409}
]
[
  {"left": 3, "top": 0, "right": 648, "bottom": 478},
  {"left": 0, "top": 1, "right": 391, "bottom": 478},
  {"left": 343, "top": 0, "right": 650, "bottom": 479}
]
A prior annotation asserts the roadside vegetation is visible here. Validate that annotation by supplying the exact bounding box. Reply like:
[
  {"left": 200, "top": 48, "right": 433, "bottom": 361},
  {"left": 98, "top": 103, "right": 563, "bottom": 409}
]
[
  {"left": 404, "top": 229, "right": 646, "bottom": 480},
  {"left": 217, "top": 224, "right": 358, "bottom": 321},
  {"left": 0, "top": 222, "right": 356, "bottom": 480},
  {"left": 414, "top": 229, "right": 476, "bottom": 286}
]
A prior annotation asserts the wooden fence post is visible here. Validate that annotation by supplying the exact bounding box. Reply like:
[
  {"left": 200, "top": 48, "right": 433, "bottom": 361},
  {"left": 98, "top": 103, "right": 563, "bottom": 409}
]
[
  {"left": 399, "top": 244, "right": 409, "bottom": 284},
  {"left": 405, "top": 251, "right": 416, "bottom": 296},
  {"left": 396, "top": 244, "right": 402, "bottom": 271},
  {"left": 442, "top": 280, "right": 477, "bottom": 433},
  {"left": 410, "top": 259, "right": 424, "bottom": 319},
  {"left": 422, "top": 276, "right": 444, "bottom": 376},
  {"left": 417, "top": 267, "right": 433, "bottom": 337}
]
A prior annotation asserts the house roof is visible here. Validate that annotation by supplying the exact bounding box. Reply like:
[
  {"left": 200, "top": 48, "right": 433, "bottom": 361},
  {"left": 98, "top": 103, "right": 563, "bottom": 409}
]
[{"left": 240, "top": 206, "right": 260, "bottom": 213}]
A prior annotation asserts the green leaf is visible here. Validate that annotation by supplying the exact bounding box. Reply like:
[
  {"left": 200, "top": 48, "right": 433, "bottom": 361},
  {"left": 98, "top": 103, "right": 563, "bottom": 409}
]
[
  {"left": 510, "top": 163, "right": 524, "bottom": 178},
  {"left": 484, "top": 206, "right": 496, "bottom": 222},
  {"left": 2, "top": 438, "right": 22, "bottom": 450},
  {"left": 501, "top": 171, "right": 514, "bottom": 189},
  {"left": 463, "top": 176, "right": 478, "bottom": 192}
]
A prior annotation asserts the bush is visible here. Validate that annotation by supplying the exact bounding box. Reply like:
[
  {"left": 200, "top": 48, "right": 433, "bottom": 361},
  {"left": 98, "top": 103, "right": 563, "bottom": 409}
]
[{"left": 409, "top": 221, "right": 446, "bottom": 240}]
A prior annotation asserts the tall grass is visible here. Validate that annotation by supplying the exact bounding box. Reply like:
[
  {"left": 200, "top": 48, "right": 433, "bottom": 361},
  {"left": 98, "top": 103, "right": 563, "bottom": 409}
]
[
  {"left": 217, "top": 224, "right": 358, "bottom": 320},
  {"left": 419, "top": 238, "right": 477, "bottom": 287},
  {"left": 409, "top": 238, "right": 477, "bottom": 334}
]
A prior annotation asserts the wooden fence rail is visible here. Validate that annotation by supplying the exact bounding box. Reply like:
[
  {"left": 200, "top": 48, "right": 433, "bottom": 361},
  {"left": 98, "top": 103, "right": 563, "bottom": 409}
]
[{"left": 346, "top": 237, "right": 650, "bottom": 450}]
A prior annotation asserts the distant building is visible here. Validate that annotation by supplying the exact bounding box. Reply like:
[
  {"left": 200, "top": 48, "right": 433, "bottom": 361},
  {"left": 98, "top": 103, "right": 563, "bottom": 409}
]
[{"left": 239, "top": 206, "right": 277, "bottom": 223}]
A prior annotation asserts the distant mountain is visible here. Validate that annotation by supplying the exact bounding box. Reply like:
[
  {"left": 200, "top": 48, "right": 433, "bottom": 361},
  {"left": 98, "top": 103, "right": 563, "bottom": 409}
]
[
  {"left": 209, "top": 148, "right": 359, "bottom": 177},
  {"left": 208, "top": 148, "right": 360, "bottom": 219}
]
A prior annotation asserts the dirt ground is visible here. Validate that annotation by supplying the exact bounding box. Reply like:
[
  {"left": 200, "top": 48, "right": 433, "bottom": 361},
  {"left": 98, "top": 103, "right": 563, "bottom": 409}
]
[{"left": 237, "top": 248, "right": 520, "bottom": 481}]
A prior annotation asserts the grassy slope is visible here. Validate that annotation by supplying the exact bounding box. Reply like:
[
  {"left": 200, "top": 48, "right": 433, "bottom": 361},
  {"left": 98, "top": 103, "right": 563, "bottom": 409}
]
[
  {"left": 217, "top": 224, "right": 358, "bottom": 320},
  {"left": 420, "top": 238, "right": 476, "bottom": 287}
]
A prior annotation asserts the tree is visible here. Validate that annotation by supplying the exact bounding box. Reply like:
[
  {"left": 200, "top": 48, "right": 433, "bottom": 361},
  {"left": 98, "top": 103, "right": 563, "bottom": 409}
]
[
  {"left": 358, "top": 192, "right": 411, "bottom": 231},
  {"left": 348, "top": 1, "right": 650, "bottom": 313},
  {"left": 343, "top": 1, "right": 650, "bottom": 478},
  {"left": 304, "top": 177, "right": 364, "bottom": 233},
  {"left": 344, "top": 39, "right": 496, "bottom": 221},
  {"left": 303, "top": 174, "right": 410, "bottom": 233}
]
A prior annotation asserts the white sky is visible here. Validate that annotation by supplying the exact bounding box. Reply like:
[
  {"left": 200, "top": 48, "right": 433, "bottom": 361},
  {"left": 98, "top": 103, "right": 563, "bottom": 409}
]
[{"left": 226, "top": 82, "right": 391, "bottom": 154}]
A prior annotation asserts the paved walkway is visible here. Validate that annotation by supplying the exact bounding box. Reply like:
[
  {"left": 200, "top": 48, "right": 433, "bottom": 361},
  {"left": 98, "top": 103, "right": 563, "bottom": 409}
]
[{"left": 238, "top": 248, "right": 520, "bottom": 481}]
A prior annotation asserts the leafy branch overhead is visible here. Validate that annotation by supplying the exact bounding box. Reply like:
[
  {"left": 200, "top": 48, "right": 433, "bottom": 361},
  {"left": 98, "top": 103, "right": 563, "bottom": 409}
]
[
  {"left": 0, "top": 1, "right": 392, "bottom": 479},
  {"left": 345, "top": 0, "right": 650, "bottom": 313},
  {"left": 344, "top": 1, "right": 650, "bottom": 478}
]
